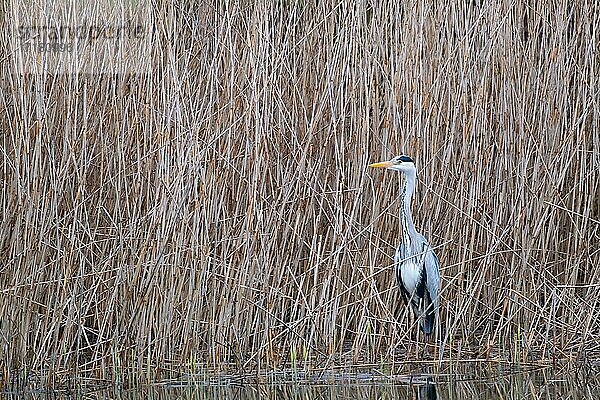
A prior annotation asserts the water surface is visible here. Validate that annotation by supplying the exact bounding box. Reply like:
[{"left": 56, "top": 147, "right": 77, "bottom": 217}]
[{"left": 4, "top": 365, "right": 599, "bottom": 399}]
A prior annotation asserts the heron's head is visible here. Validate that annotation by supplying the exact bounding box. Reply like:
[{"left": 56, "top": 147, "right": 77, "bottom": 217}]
[{"left": 369, "top": 155, "right": 416, "bottom": 174}]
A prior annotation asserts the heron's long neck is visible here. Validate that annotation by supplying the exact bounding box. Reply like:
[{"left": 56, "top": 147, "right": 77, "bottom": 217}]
[{"left": 400, "top": 171, "right": 417, "bottom": 250}]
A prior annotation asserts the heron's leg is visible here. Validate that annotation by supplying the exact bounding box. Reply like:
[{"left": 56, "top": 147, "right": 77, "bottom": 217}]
[
  {"left": 389, "top": 306, "right": 410, "bottom": 359},
  {"left": 421, "top": 330, "right": 431, "bottom": 359},
  {"left": 423, "top": 307, "right": 441, "bottom": 361},
  {"left": 408, "top": 317, "right": 416, "bottom": 360},
  {"left": 411, "top": 310, "right": 423, "bottom": 360}
]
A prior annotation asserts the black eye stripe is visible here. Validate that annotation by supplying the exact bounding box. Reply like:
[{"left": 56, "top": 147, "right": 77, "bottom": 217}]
[{"left": 396, "top": 155, "right": 414, "bottom": 163}]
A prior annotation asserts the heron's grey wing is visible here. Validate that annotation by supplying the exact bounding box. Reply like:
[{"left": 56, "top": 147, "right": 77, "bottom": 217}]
[
  {"left": 414, "top": 234, "right": 440, "bottom": 304},
  {"left": 423, "top": 241, "right": 440, "bottom": 307},
  {"left": 413, "top": 235, "right": 440, "bottom": 334}
]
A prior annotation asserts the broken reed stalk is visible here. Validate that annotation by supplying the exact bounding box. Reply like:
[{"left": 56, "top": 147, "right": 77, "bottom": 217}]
[{"left": 0, "top": 0, "right": 599, "bottom": 381}]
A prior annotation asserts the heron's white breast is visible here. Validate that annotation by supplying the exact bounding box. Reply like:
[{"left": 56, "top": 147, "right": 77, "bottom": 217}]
[{"left": 400, "top": 260, "right": 421, "bottom": 293}]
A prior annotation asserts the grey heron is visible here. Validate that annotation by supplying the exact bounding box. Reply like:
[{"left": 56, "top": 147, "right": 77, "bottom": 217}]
[{"left": 369, "top": 155, "right": 440, "bottom": 335}]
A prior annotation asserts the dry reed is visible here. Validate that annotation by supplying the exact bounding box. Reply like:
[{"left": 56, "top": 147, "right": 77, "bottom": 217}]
[{"left": 1, "top": 0, "right": 599, "bottom": 383}]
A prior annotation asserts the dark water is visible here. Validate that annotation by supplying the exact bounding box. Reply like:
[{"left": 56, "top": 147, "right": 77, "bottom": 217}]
[
  {"left": 3, "top": 367, "right": 599, "bottom": 399},
  {"left": 138, "top": 378, "right": 596, "bottom": 400}
]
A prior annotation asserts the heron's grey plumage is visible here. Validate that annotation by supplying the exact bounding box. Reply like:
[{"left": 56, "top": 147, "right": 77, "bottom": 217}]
[
  {"left": 395, "top": 238, "right": 440, "bottom": 334},
  {"left": 369, "top": 155, "right": 440, "bottom": 335}
]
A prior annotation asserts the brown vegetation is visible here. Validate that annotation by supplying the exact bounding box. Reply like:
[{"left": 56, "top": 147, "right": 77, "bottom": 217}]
[{"left": 1, "top": 0, "right": 599, "bottom": 382}]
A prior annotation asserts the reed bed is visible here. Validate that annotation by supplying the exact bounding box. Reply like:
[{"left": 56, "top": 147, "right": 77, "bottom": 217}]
[{"left": 1, "top": 0, "right": 599, "bottom": 383}]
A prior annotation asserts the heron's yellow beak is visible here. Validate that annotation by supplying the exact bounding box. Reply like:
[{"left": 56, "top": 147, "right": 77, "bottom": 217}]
[{"left": 368, "top": 161, "right": 394, "bottom": 168}]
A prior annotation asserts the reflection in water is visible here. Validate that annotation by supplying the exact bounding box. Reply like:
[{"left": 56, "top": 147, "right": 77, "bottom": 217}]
[
  {"left": 118, "top": 384, "right": 433, "bottom": 400},
  {"left": 100, "top": 376, "right": 599, "bottom": 400},
  {"left": 3, "top": 370, "right": 599, "bottom": 400},
  {"left": 136, "top": 373, "right": 597, "bottom": 400},
  {"left": 418, "top": 382, "right": 438, "bottom": 400}
]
